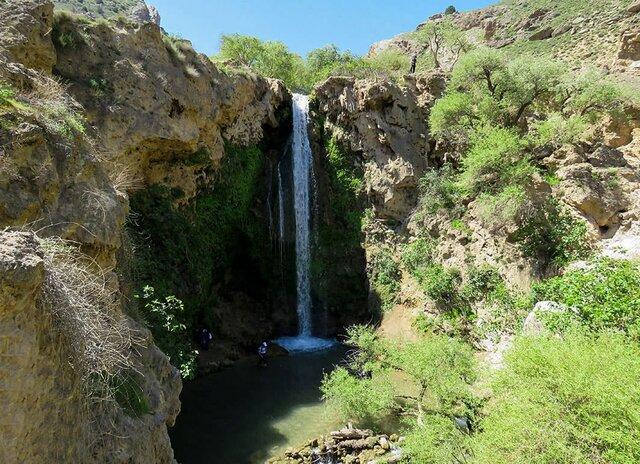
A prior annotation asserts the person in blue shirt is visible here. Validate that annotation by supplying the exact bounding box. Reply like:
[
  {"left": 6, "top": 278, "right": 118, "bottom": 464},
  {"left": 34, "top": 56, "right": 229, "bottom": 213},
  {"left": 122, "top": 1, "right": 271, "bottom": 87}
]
[{"left": 257, "top": 341, "right": 268, "bottom": 367}]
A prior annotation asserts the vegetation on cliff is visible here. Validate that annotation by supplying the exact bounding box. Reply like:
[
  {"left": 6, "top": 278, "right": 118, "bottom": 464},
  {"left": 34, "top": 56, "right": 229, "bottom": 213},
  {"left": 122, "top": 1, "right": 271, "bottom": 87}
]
[
  {"left": 128, "top": 144, "right": 275, "bottom": 378},
  {"left": 213, "top": 35, "right": 410, "bottom": 92}
]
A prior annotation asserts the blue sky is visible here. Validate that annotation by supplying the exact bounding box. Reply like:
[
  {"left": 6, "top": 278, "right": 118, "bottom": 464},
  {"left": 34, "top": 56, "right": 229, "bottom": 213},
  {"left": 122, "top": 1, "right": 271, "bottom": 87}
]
[{"left": 151, "top": 0, "right": 495, "bottom": 57}]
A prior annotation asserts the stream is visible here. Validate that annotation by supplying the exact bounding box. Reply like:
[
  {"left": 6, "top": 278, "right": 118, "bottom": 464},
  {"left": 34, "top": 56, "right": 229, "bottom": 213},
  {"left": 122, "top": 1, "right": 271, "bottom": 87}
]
[{"left": 170, "top": 346, "right": 347, "bottom": 464}]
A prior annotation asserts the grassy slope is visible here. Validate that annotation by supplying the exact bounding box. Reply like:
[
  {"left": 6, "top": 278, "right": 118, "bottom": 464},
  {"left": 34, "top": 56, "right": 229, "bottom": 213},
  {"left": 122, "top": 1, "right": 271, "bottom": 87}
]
[{"left": 395, "top": 0, "right": 639, "bottom": 78}]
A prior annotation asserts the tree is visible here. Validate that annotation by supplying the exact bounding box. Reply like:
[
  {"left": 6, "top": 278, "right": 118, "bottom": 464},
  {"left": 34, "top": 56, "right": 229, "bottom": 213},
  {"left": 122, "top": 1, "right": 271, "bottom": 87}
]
[
  {"left": 214, "top": 34, "right": 304, "bottom": 90},
  {"left": 414, "top": 19, "right": 472, "bottom": 69},
  {"left": 321, "top": 326, "right": 477, "bottom": 424},
  {"left": 445, "top": 5, "right": 458, "bottom": 15}
]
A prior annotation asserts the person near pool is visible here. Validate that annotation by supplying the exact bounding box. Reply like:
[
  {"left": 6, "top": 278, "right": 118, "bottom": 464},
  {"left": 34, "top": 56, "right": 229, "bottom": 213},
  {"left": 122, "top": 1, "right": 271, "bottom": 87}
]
[{"left": 258, "top": 341, "right": 268, "bottom": 367}]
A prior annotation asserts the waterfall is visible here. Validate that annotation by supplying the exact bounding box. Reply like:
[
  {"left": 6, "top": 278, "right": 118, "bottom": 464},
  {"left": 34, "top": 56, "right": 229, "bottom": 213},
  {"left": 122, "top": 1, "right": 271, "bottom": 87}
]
[
  {"left": 277, "top": 161, "right": 285, "bottom": 262},
  {"left": 292, "top": 93, "right": 313, "bottom": 336},
  {"left": 274, "top": 94, "right": 334, "bottom": 353}
]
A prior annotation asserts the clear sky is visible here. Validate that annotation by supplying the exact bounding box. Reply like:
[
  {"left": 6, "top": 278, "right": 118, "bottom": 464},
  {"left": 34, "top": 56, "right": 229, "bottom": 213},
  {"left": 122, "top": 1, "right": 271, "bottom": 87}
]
[{"left": 151, "top": 0, "right": 496, "bottom": 58}]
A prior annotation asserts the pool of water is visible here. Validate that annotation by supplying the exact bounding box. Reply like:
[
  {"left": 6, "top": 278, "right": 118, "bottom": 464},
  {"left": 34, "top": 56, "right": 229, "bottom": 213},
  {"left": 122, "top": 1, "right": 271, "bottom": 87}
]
[{"left": 170, "top": 346, "right": 347, "bottom": 464}]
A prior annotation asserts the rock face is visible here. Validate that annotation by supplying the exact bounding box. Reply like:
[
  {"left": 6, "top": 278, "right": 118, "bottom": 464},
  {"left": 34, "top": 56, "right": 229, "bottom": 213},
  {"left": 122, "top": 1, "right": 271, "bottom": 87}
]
[
  {"left": 0, "top": 1, "right": 290, "bottom": 462},
  {"left": 52, "top": 12, "right": 289, "bottom": 203},
  {"left": 312, "top": 73, "right": 445, "bottom": 221}
]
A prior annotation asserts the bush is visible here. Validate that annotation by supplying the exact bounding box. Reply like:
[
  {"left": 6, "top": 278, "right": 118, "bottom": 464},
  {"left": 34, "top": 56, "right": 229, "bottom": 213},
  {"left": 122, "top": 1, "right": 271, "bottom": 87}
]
[
  {"left": 533, "top": 258, "right": 640, "bottom": 334},
  {"left": 457, "top": 125, "right": 533, "bottom": 197},
  {"left": 530, "top": 113, "right": 588, "bottom": 148},
  {"left": 321, "top": 326, "right": 477, "bottom": 426},
  {"left": 512, "top": 198, "right": 590, "bottom": 267},
  {"left": 472, "top": 332, "right": 640, "bottom": 464},
  {"left": 401, "top": 236, "right": 436, "bottom": 275},
  {"left": 415, "top": 164, "right": 462, "bottom": 218},
  {"left": 420, "top": 264, "right": 461, "bottom": 306},
  {"left": 370, "top": 249, "right": 401, "bottom": 312},
  {"left": 37, "top": 236, "right": 133, "bottom": 401},
  {"left": 135, "top": 286, "right": 197, "bottom": 379}
]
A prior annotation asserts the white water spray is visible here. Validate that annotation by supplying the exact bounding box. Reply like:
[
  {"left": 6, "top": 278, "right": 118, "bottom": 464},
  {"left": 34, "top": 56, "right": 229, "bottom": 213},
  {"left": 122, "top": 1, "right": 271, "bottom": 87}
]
[
  {"left": 274, "top": 94, "right": 334, "bottom": 353},
  {"left": 292, "top": 93, "right": 313, "bottom": 336},
  {"left": 277, "top": 161, "right": 285, "bottom": 261}
]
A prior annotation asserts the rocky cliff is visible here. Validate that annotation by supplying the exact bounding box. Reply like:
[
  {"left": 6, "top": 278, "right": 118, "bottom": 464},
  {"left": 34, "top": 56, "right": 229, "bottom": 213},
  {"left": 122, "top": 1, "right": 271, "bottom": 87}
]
[{"left": 0, "top": 1, "right": 290, "bottom": 462}]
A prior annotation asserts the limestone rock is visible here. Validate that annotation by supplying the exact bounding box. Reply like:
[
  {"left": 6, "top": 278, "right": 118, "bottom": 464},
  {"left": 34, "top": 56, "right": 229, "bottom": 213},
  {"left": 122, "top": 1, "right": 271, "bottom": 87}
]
[
  {"left": 312, "top": 73, "right": 444, "bottom": 220},
  {"left": 628, "top": 1, "right": 640, "bottom": 14},
  {"left": 523, "top": 301, "right": 568, "bottom": 334},
  {"left": 529, "top": 26, "right": 553, "bottom": 41},
  {"left": 558, "top": 163, "right": 629, "bottom": 227},
  {"left": 618, "top": 30, "right": 640, "bottom": 61},
  {"left": 52, "top": 16, "right": 290, "bottom": 201},
  {"left": 0, "top": 0, "right": 56, "bottom": 73},
  {"left": 131, "top": 1, "right": 161, "bottom": 25}
]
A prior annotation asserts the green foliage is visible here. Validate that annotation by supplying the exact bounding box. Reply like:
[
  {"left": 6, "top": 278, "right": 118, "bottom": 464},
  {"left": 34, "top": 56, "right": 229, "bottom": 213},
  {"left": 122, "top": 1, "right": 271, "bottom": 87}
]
[
  {"left": 530, "top": 113, "right": 587, "bottom": 148},
  {"left": 416, "top": 165, "right": 462, "bottom": 218},
  {"left": 313, "top": 135, "right": 368, "bottom": 315},
  {"left": 472, "top": 332, "right": 640, "bottom": 464},
  {"left": 444, "top": 5, "right": 458, "bottom": 15},
  {"left": 321, "top": 326, "right": 477, "bottom": 427},
  {"left": 512, "top": 199, "right": 590, "bottom": 267},
  {"left": 457, "top": 126, "right": 533, "bottom": 197},
  {"left": 0, "top": 82, "right": 15, "bottom": 106},
  {"left": 420, "top": 264, "right": 462, "bottom": 307},
  {"left": 135, "top": 286, "right": 197, "bottom": 379},
  {"left": 401, "top": 236, "right": 436, "bottom": 275},
  {"left": 213, "top": 34, "right": 414, "bottom": 91},
  {"left": 128, "top": 144, "right": 273, "bottom": 373},
  {"left": 321, "top": 367, "right": 395, "bottom": 423},
  {"left": 214, "top": 34, "right": 305, "bottom": 90},
  {"left": 111, "top": 371, "right": 151, "bottom": 418},
  {"left": 370, "top": 249, "right": 401, "bottom": 313},
  {"left": 533, "top": 259, "right": 640, "bottom": 334},
  {"left": 52, "top": 11, "right": 87, "bottom": 48},
  {"left": 410, "top": 18, "right": 473, "bottom": 70},
  {"left": 403, "top": 415, "right": 470, "bottom": 464}
]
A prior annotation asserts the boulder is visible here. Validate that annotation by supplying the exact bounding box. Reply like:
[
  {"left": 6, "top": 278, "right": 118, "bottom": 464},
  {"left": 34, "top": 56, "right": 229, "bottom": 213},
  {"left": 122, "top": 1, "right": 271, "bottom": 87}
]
[
  {"left": 558, "top": 163, "right": 629, "bottom": 227},
  {"left": 530, "top": 27, "right": 554, "bottom": 41},
  {"left": 627, "top": 1, "right": 640, "bottom": 14},
  {"left": 618, "top": 30, "right": 640, "bottom": 61},
  {"left": 523, "top": 301, "right": 569, "bottom": 335}
]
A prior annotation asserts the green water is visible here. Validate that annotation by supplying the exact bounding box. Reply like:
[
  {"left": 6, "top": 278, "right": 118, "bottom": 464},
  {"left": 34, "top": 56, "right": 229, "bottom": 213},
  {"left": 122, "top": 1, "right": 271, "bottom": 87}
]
[{"left": 170, "top": 347, "right": 346, "bottom": 464}]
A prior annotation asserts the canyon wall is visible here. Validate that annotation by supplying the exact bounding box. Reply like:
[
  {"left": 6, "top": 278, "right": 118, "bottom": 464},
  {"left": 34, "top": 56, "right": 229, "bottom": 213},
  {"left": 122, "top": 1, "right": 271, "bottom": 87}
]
[{"left": 0, "top": 1, "right": 290, "bottom": 462}]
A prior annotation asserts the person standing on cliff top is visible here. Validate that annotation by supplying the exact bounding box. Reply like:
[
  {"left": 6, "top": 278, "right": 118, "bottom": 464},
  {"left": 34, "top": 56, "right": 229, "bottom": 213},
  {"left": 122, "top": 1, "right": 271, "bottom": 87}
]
[{"left": 409, "top": 53, "right": 418, "bottom": 74}]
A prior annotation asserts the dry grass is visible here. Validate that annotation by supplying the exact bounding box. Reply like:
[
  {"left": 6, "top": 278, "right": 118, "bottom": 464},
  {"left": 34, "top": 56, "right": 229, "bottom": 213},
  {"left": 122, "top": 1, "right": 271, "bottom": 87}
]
[{"left": 36, "top": 236, "right": 135, "bottom": 402}]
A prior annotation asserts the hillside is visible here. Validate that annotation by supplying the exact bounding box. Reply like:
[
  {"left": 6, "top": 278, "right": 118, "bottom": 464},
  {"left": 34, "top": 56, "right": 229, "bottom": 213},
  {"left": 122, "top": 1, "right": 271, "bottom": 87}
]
[{"left": 371, "top": 0, "right": 640, "bottom": 83}]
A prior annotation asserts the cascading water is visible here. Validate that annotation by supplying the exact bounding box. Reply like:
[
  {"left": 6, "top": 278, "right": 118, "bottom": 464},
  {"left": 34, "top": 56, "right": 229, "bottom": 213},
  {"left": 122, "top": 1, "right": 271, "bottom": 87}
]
[
  {"left": 292, "top": 93, "right": 313, "bottom": 336},
  {"left": 277, "top": 161, "right": 286, "bottom": 262},
  {"left": 275, "top": 94, "right": 334, "bottom": 353}
]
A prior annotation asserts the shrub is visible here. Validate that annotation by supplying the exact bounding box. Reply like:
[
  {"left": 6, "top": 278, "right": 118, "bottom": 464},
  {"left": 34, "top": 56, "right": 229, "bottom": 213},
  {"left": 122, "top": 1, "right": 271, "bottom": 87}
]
[
  {"left": 472, "top": 332, "right": 640, "bottom": 464},
  {"left": 512, "top": 198, "right": 590, "bottom": 267},
  {"left": 401, "top": 236, "right": 436, "bottom": 275},
  {"left": 135, "top": 286, "right": 197, "bottom": 379},
  {"left": 530, "top": 113, "right": 588, "bottom": 148},
  {"left": 444, "top": 5, "right": 457, "bottom": 14},
  {"left": 457, "top": 125, "right": 533, "bottom": 197},
  {"left": 415, "top": 164, "right": 462, "bottom": 217},
  {"left": 37, "top": 236, "right": 133, "bottom": 400},
  {"left": 533, "top": 258, "right": 640, "bottom": 334},
  {"left": 370, "top": 249, "right": 401, "bottom": 312},
  {"left": 322, "top": 326, "right": 477, "bottom": 426},
  {"left": 403, "top": 415, "right": 470, "bottom": 464},
  {"left": 419, "top": 264, "right": 462, "bottom": 307}
]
